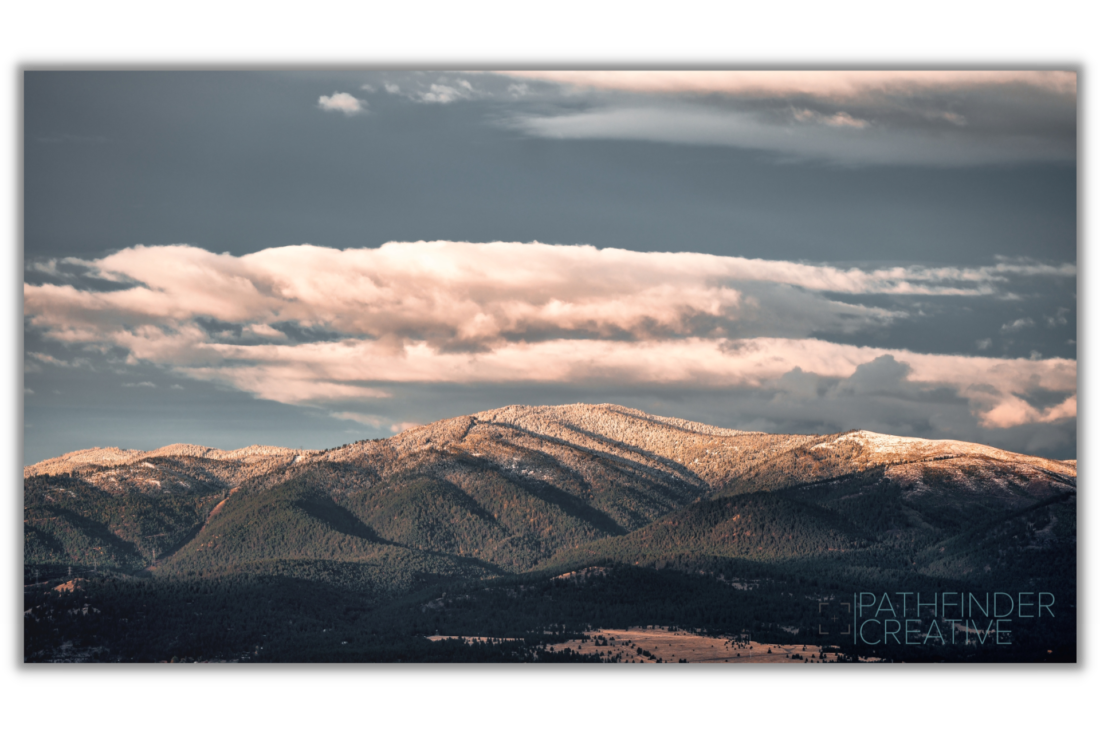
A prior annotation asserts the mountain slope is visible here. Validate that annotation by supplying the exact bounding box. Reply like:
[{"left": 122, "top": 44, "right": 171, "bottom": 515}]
[
  {"left": 160, "top": 474, "right": 496, "bottom": 598},
  {"left": 24, "top": 404, "right": 1078, "bottom": 662},
  {"left": 25, "top": 403, "right": 1076, "bottom": 577}
]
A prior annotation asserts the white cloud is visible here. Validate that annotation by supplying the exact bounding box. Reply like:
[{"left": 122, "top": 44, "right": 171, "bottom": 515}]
[
  {"left": 25, "top": 241, "right": 1071, "bottom": 336},
  {"left": 384, "top": 77, "right": 480, "bottom": 104},
  {"left": 122, "top": 381, "right": 157, "bottom": 388},
  {"left": 418, "top": 81, "right": 474, "bottom": 104},
  {"left": 980, "top": 393, "right": 1074, "bottom": 430},
  {"left": 23, "top": 243, "right": 1072, "bottom": 360},
  {"left": 1001, "top": 317, "right": 1035, "bottom": 333},
  {"left": 22, "top": 242, "right": 1076, "bottom": 431},
  {"left": 243, "top": 323, "right": 287, "bottom": 340},
  {"left": 317, "top": 92, "right": 366, "bottom": 116}
]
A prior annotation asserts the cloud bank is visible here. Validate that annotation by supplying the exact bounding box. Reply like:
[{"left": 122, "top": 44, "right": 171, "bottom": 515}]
[
  {"left": 23, "top": 241, "right": 1075, "bottom": 438},
  {"left": 484, "top": 70, "right": 1076, "bottom": 166}
]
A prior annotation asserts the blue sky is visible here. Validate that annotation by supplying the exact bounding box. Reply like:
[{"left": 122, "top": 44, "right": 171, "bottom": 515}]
[{"left": 22, "top": 70, "right": 1077, "bottom": 462}]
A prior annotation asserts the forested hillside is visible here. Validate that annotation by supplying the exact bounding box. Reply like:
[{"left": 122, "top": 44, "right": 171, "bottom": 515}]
[{"left": 24, "top": 403, "right": 1077, "bottom": 662}]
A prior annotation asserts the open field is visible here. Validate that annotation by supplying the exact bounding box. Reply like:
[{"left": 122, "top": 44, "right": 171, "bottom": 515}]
[
  {"left": 545, "top": 627, "right": 834, "bottom": 663},
  {"left": 425, "top": 627, "right": 831, "bottom": 662}
]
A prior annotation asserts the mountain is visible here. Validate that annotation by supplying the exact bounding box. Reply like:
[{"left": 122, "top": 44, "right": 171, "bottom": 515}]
[
  {"left": 26, "top": 403, "right": 1074, "bottom": 572},
  {"left": 24, "top": 403, "right": 1077, "bottom": 662}
]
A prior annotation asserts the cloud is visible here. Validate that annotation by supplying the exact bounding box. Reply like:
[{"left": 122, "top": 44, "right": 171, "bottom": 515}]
[
  {"left": 28, "top": 352, "right": 90, "bottom": 368},
  {"left": 23, "top": 242, "right": 1075, "bottom": 431},
  {"left": 317, "top": 92, "right": 366, "bottom": 116},
  {"left": 758, "top": 352, "right": 1073, "bottom": 440},
  {"left": 489, "top": 70, "right": 1075, "bottom": 166},
  {"left": 122, "top": 381, "right": 157, "bottom": 388},
  {"left": 418, "top": 81, "right": 476, "bottom": 104},
  {"left": 793, "top": 109, "right": 869, "bottom": 128},
  {"left": 496, "top": 71, "right": 1076, "bottom": 101},
  {"left": 1046, "top": 307, "right": 1069, "bottom": 327},
  {"left": 28, "top": 259, "right": 63, "bottom": 277},
  {"left": 243, "top": 323, "right": 287, "bottom": 340},
  {"left": 980, "top": 393, "right": 1074, "bottom": 429},
  {"left": 975, "top": 338, "right": 992, "bottom": 351},
  {"left": 504, "top": 104, "right": 1073, "bottom": 167},
  {"left": 383, "top": 77, "right": 479, "bottom": 104},
  {"left": 325, "top": 407, "right": 420, "bottom": 431},
  {"left": 23, "top": 243, "right": 1072, "bottom": 358},
  {"left": 330, "top": 411, "right": 387, "bottom": 427},
  {"left": 329, "top": 412, "right": 417, "bottom": 434},
  {"left": 190, "top": 337, "right": 1072, "bottom": 429},
  {"left": 24, "top": 244, "right": 1070, "bottom": 342},
  {"left": 919, "top": 110, "right": 968, "bottom": 126},
  {"left": 1001, "top": 317, "right": 1035, "bottom": 332},
  {"left": 178, "top": 360, "right": 392, "bottom": 405}
]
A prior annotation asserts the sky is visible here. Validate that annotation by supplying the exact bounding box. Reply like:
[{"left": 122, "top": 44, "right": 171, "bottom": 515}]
[{"left": 22, "top": 70, "right": 1078, "bottom": 463}]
